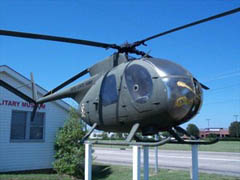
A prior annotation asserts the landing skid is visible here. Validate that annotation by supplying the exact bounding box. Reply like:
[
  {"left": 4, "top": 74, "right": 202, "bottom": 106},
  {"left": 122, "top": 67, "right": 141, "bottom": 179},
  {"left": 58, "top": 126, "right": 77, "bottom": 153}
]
[
  {"left": 80, "top": 124, "right": 218, "bottom": 146},
  {"left": 91, "top": 137, "right": 170, "bottom": 147},
  {"left": 168, "top": 126, "right": 218, "bottom": 145},
  {"left": 80, "top": 123, "right": 170, "bottom": 146},
  {"left": 80, "top": 123, "right": 98, "bottom": 144}
]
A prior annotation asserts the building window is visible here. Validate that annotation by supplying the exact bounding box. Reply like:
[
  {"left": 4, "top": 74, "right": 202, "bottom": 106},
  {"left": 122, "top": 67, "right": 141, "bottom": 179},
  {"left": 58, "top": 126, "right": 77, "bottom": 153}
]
[
  {"left": 10, "top": 110, "right": 45, "bottom": 142},
  {"left": 10, "top": 111, "right": 27, "bottom": 140},
  {"left": 101, "top": 74, "right": 118, "bottom": 106}
]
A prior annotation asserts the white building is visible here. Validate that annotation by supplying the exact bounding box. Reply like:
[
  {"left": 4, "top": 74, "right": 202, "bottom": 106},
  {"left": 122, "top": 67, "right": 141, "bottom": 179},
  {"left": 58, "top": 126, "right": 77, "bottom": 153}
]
[{"left": 0, "top": 65, "right": 71, "bottom": 172}]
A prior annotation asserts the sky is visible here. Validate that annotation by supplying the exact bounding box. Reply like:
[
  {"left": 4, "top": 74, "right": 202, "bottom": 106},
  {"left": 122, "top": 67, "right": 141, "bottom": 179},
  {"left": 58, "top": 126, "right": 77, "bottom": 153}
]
[{"left": 0, "top": 0, "right": 240, "bottom": 129}]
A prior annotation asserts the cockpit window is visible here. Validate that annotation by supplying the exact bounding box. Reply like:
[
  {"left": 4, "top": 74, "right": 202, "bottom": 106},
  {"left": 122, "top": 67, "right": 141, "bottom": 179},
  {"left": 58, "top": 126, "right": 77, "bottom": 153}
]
[
  {"left": 164, "top": 77, "right": 195, "bottom": 121},
  {"left": 147, "top": 59, "right": 191, "bottom": 77},
  {"left": 125, "top": 64, "right": 153, "bottom": 104},
  {"left": 101, "top": 74, "right": 118, "bottom": 106}
]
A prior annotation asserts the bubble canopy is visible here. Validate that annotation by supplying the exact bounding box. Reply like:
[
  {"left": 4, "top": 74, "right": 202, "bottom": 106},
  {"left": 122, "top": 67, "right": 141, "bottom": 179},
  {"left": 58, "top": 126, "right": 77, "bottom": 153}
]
[
  {"left": 147, "top": 58, "right": 192, "bottom": 77},
  {"left": 147, "top": 58, "right": 202, "bottom": 122}
]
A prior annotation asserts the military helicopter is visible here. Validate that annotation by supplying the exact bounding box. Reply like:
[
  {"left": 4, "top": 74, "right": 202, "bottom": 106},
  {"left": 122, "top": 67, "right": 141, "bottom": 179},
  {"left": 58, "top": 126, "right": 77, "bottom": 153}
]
[{"left": 0, "top": 7, "right": 239, "bottom": 146}]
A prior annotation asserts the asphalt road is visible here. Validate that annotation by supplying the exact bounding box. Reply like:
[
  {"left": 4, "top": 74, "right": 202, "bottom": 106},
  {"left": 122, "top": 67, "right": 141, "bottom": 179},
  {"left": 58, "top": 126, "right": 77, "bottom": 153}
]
[{"left": 93, "top": 147, "right": 240, "bottom": 177}]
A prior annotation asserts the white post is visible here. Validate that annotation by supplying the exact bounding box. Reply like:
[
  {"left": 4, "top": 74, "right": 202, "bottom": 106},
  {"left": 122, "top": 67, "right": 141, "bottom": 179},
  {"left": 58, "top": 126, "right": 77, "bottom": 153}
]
[
  {"left": 85, "top": 142, "right": 92, "bottom": 180},
  {"left": 154, "top": 146, "right": 158, "bottom": 173},
  {"left": 191, "top": 144, "right": 198, "bottom": 180},
  {"left": 154, "top": 135, "right": 159, "bottom": 173},
  {"left": 133, "top": 145, "right": 141, "bottom": 180},
  {"left": 143, "top": 146, "right": 149, "bottom": 180}
]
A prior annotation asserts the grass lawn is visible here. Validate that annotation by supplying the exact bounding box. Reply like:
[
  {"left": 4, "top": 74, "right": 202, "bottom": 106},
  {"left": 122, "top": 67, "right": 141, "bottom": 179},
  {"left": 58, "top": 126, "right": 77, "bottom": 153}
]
[
  {"left": 0, "top": 165, "right": 239, "bottom": 180},
  {"left": 0, "top": 174, "right": 71, "bottom": 180},
  {"left": 160, "top": 141, "right": 240, "bottom": 152},
  {"left": 96, "top": 141, "right": 240, "bottom": 153}
]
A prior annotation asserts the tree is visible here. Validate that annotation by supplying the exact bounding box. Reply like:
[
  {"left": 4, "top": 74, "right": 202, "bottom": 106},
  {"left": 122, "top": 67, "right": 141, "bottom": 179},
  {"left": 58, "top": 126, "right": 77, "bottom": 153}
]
[
  {"left": 116, "top": 133, "right": 124, "bottom": 140},
  {"left": 162, "top": 131, "right": 170, "bottom": 138},
  {"left": 102, "top": 132, "right": 109, "bottom": 140},
  {"left": 53, "top": 108, "right": 85, "bottom": 179},
  {"left": 186, "top": 123, "right": 200, "bottom": 138},
  {"left": 229, "top": 121, "right": 240, "bottom": 137}
]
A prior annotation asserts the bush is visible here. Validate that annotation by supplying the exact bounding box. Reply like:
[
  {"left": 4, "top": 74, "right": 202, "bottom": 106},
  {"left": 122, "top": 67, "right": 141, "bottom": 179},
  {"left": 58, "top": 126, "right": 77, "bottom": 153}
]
[
  {"left": 53, "top": 108, "right": 85, "bottom": 179},
  {"left": 186, "top": 123, "right": 200, "bottom": 138},
  {"left": 206, "top": 133, "right": 217, "bottom": 139},
  {"left": 220, "top": 137, "right": 240, "bottom": 141},
  {"left": 229, "top": 121, "right": 240, "bottom": 137},
  {"left": 162, "top": 131, "right": 170, "bottom": 138}
]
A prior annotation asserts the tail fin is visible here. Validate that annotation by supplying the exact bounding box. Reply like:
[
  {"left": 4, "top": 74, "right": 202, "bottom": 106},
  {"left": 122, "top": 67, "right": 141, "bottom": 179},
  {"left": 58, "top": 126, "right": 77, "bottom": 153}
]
[
  {"left": 30, "top": 72, "right": 38, "bottom": 101},
  {"left": 30, "top": 72, "right": 39, "bottom": 121}
]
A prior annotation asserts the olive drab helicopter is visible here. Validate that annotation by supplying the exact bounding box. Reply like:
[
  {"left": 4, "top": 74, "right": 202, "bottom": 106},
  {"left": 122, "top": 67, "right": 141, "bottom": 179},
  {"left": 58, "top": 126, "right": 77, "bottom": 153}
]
[{"left": 0, "top": 7, "right": 239, "bottom": 146}]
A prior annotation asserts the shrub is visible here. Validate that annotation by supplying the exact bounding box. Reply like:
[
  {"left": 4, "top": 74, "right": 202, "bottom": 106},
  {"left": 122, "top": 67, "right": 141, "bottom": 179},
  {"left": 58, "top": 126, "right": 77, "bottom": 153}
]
[
  {"left": 229, "top": 121, "right": 240, "bottom": 137},
  {"left": 186, "top": 123, "right": 200, "bottom": 138},
  {"left": 206, "top": 133, "right": 217, "bottom": 139},
  {"left": 220, "top": 137, "right": 240, "bottom": 141},
  {"left": 53, "top": 108, "right": 85, "bottom": 179}
]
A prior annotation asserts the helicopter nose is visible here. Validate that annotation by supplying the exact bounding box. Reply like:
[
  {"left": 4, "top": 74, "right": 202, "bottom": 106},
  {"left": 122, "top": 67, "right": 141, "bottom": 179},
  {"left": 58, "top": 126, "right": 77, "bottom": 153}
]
[
  {"left": 163, "top": 77, "right": 202, "bottom": 122},
  {"left": 146, "top": 58, "right": 203, "bottom": 123}
]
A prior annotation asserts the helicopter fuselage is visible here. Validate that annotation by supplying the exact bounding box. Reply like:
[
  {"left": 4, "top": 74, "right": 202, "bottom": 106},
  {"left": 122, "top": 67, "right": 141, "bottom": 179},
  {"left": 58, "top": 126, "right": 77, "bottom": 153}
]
[
  {"left": 1, "top": 6, "right": 237, "bottom": 141},
  {"left": 79, "top": 57, "right": 203, "bottom": 135}
]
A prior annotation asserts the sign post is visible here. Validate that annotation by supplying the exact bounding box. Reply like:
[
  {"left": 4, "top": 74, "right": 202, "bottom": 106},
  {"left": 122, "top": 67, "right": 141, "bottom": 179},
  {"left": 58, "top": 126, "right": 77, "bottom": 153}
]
[
  {"left": 191, "top": 144, "right": 199, "bottom": 180},
  {"left": 154, "top": 134, "right": 159, "bottom": 173},
  {"left": 132, "top": 145, "right": 141, "bottom": 180},
  {"left": 85, "top": 142, "right": 92, "bottom": 180},
  {"left": 143, "top": 146, "right": 149, "bottom": 180}
]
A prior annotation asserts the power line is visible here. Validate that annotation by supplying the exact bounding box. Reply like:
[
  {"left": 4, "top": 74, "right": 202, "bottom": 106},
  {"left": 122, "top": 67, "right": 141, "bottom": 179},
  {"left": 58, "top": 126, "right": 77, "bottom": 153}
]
[
  {"left": 204, "top": 99, "right": 240, "bottom": 106},
  {"left": 208, "top": 83, "right": 240, "bottom": 92},
  {"left": 203, "top": 69, "right": 240, "bottom": 83}
]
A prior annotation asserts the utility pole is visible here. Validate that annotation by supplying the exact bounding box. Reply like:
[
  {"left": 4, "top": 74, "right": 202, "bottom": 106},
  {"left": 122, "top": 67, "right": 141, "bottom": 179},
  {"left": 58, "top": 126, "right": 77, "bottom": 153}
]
[
  {"left": 206, "top": 119, "right": 211, "bottom": 130},
  {"left": 233, "top": 115, "right": 239, "bottom": 122},
  {"left": 233, "top": 115, "right": 239, "bottom": 137}
]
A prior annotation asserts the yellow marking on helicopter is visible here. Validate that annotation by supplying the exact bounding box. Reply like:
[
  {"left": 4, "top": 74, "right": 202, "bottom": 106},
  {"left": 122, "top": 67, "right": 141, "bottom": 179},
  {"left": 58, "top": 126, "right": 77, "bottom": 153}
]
[
  {"left": 175, "top": 96, "right": 193, "bottom": 107},
  {"left": 177, "top": 81, "right": 194, "bottom": 92}
]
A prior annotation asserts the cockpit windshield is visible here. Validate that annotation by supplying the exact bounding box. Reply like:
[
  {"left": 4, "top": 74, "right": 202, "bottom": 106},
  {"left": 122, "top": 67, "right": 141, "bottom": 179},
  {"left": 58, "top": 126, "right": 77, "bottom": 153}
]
[
  {"left": 164, "top": 77, "right": 195, "bottom": 121},
  {"left": 147, "top": 58, "right": 191, "bottom": 77},
  {"left": 146, "top": 58, "right": 202, "bottom": 122}
]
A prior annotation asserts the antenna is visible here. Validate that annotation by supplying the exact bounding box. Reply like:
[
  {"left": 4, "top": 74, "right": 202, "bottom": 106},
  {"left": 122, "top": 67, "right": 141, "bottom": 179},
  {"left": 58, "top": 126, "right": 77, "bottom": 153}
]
[
  {"left": 206, "top": 119, "right": 211, "bottom": 130},
  {"left": 233, "top": 114, "right": 239, "bottom": 122}
]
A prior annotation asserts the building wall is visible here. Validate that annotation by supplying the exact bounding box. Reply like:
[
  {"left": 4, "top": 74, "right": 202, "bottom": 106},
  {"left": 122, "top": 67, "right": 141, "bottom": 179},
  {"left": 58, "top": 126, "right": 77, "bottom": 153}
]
[
  {"left": 200, "top": 128, "right": 229, "bottom": 138},
  {"left": 0, "top": 71, "right": 69, "bottom": 172}
]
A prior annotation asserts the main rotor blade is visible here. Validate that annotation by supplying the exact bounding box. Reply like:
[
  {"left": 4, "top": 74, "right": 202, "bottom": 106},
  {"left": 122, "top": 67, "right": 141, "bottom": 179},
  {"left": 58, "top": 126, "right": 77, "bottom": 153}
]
[
  {"left": 0, "top": 30, "right": 120, "bottom": 49},
  {"left": 44, "top": 68, "right": 89, "bottom": 97},
  {"left": 0, "top": 80, "right": 36, "bottom": 103},
  {"left": 133, "top": 7, "right": 240, "bottom": 47}
]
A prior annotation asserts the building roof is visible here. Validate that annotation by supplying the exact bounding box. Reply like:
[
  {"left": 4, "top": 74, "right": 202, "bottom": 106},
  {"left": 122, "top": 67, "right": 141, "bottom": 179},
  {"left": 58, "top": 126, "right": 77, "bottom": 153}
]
[
  {"left": 200, "top": 127, "right": 228, "bottom": 130},
  {"left": 0, "top": 65, "right": 71, "bottom": 112}
]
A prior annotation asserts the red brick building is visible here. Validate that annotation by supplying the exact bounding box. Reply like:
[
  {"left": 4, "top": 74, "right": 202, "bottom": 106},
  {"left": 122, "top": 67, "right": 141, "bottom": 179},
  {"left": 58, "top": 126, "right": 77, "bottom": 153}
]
[{"left": 200, "top": 128, "right": 229, "bottom": 138}]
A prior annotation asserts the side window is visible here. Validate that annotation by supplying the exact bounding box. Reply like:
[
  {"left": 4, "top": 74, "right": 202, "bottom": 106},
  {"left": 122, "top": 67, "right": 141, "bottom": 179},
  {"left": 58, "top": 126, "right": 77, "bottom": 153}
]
[
  {"left": 30, "top": 112, "right": 44, "bottom": 140},
  {"left": 125, "top": 64, "right": 153, "bottom": 104},
  {"left": 101, "top": 74, "right": 118, "bottom": 106},
  {"left": 11, "top": 111, "right": 27, "bottom": 140},
  {"left": 10, "top": 110, "right": 45, "bottom": 142}
]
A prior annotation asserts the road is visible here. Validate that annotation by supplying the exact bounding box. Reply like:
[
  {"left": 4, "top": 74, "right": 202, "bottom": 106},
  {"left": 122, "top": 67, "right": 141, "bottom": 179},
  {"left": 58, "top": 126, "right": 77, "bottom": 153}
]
[{"left": 93, "top": 147, "right": 240, "bottom": 177}]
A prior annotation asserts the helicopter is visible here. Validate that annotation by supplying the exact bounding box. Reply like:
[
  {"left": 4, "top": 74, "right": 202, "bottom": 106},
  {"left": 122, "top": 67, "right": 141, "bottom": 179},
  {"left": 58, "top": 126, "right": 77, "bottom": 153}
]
[{"left": 0, "top": 7, "right": 239, "bottom": 146}]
